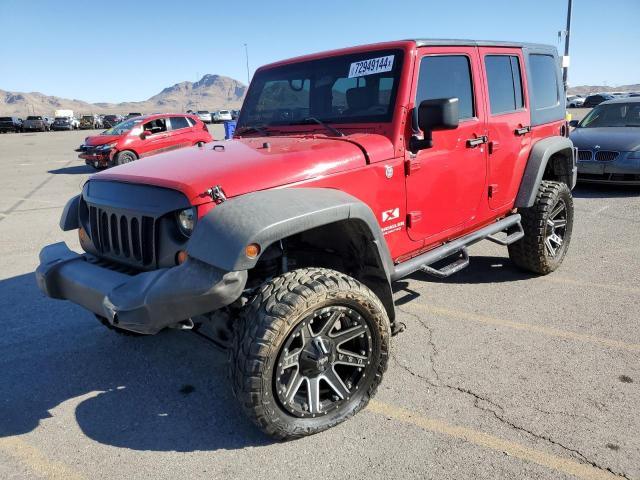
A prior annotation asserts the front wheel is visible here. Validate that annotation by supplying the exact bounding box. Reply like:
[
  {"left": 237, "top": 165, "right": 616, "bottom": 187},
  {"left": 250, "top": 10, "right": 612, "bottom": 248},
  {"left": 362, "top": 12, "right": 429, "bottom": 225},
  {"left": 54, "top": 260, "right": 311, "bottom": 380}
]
[
  {"left": 508, "top": 180, "right": 574, "bottom": 274},
  {"left": 230, "top": 268, "right": 390, "bottom": 439},
  {"left": 114, "top": 150, "right": 137, "bottom": 165}
]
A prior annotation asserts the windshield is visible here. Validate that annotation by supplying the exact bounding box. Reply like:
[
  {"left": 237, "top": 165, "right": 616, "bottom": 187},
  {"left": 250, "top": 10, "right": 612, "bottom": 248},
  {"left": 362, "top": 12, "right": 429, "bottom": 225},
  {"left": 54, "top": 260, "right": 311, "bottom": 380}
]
[
  {"left": 238, "top": 49, "right": 404, "bottom": 130},
  {"left": 102, "top": 118, "right": 141, "bottom": 135},
  {"left": 55, "top": 117, "right": 69, "bottom": 121},
  {"left": 579, "top": 103, "right": 640, "bottom": 128},
  {"left": 197, "top": 111, "right": 209, "bottom": 114},
  {"left": 26, "top": 116, "right": 42, "bottom": 120},
  {"left": 82, "top": 116, "right": 93, "bottom": 120},
  {"left": 0, "top": 117, "right": 11, "bottom": 121}
]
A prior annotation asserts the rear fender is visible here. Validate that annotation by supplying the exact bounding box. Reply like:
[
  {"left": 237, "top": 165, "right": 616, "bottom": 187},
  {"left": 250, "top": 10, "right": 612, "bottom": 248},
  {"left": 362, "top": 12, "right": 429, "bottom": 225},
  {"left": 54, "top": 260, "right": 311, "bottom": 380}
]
[{"left": 515, "top": 136, "right": 576, "bottom": 208}]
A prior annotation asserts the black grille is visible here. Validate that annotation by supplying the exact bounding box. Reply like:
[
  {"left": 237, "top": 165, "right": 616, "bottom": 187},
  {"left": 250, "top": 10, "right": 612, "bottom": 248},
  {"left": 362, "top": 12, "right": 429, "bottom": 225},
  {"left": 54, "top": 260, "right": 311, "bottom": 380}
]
[
  {"left": 577, "top": 150, "right": 593, "bottom": 161},
  {"left": 594, "top": 150, "right": 619, "bottom": 161},
  {"left": 88, "top": 205, "right": 155, "bottom": 268}
]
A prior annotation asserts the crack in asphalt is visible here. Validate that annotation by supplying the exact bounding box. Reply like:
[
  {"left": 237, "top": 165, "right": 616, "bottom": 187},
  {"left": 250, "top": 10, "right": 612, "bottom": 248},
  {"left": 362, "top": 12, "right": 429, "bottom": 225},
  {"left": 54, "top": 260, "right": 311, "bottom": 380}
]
[{"left": 394, "top": 305, "right": 632, "bottom": 480}]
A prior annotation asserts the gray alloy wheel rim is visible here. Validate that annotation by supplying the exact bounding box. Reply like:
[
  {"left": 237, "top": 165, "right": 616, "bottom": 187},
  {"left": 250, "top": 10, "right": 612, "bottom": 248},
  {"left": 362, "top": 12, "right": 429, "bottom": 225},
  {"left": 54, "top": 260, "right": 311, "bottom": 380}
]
[
  {"left": 274, "top": 305, "right": 374, "bottom": 418},
  {"left": 544, "top": 199, "right": 568, "bottom": 257}
]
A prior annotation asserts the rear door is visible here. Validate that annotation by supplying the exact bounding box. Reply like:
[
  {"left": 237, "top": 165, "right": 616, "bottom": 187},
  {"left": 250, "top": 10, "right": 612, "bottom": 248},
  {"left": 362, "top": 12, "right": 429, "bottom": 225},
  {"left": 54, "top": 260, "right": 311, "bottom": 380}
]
[
  {"left": 479, "top": 47, "right": 531, "bottom": 210},
  {"left": 167, "top": 116, "right": 194, "bottom": 149},
  {"left": 405, "top": 46, "right": 488, "bottom": 242}
]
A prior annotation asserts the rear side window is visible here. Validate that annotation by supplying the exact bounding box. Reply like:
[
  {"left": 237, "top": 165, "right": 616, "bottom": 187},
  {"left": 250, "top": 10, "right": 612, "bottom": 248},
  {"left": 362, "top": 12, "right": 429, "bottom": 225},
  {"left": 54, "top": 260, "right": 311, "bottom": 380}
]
[
  {"left": 169, "top": 116, "right": 190, "bottom": 130},
  {"left": 485, "top": 55, "right": 524, "bottom": 114},
  {"left": 529, "top": 54, "right": 559, "bottom": 108},
  {"left": 186, "top": 117, "right": 196, "bottom": 127},
  {"left": 416, "top": 55, "right": 474, "bottom": 119}
]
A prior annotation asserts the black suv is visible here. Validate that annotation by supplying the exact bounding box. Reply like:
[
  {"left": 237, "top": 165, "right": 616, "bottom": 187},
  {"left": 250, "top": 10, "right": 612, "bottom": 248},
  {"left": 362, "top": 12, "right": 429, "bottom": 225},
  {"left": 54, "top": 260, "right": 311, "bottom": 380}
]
[
  {"left": 0, "top": 117, "right": 23, "bottom": 133},
  {"left": 584, "top": 94, "right": 614, "bottom": 108}
]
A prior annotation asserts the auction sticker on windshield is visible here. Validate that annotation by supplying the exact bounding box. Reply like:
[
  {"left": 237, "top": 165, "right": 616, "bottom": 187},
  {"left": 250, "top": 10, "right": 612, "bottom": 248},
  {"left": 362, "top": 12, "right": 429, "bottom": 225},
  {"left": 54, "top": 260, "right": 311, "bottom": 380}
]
[{"left": 348, "top": 55, "right": 394, "bottom": 78}]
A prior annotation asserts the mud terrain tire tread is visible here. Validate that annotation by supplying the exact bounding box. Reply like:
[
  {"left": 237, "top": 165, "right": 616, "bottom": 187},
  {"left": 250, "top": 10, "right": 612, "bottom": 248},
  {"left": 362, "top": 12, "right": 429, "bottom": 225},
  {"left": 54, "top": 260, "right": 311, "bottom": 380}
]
[
  {"left": 508, "top": 180, "right": 573, "bottom": 275},
  {"left": 229, "top": 267, "right": 390, "bottom": 439}
]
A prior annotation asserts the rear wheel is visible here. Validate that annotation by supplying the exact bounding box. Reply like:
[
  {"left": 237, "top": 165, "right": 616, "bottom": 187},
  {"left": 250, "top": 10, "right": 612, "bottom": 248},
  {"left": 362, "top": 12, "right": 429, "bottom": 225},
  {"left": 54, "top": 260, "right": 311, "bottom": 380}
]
[
  {"left": 508, "top": 180, "right": 574, "bottom": 274},
  {"left": 114, "top": 150, "right": 137, "bottom": 166},
  {"left": 230, "top": 268, "right": 390, "bottom": 439}
]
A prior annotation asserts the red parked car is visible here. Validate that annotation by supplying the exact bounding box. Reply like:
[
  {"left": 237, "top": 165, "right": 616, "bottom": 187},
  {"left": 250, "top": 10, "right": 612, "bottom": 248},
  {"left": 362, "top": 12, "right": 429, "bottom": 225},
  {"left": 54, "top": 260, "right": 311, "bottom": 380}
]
[{"left": 77, "top": 113, "right": 212, "bottom": 168}]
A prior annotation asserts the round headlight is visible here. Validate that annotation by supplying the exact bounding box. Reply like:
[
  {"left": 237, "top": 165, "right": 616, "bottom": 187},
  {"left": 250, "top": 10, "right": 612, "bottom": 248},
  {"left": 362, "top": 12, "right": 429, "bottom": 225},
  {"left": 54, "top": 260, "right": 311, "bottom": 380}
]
[{"left": 177, "top": 207, "right": 196, "bottom": 237}]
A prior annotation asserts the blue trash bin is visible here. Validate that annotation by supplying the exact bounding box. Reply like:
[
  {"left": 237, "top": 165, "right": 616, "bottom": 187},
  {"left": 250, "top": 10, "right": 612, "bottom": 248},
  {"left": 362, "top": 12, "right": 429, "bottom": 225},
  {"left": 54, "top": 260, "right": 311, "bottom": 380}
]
[{"left": 223, "top": 120, "right": 237, "bottom": 139}]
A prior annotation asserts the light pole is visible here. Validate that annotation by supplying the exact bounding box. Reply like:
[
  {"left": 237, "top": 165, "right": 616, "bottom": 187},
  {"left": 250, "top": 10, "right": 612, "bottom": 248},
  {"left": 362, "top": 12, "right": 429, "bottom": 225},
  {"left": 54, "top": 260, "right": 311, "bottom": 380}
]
[
  {"left": 562, "top": 0, "right": 573, "bottom": 90},
  {"left": 244, "top": 43, "right": 250, "bottom": 85}
]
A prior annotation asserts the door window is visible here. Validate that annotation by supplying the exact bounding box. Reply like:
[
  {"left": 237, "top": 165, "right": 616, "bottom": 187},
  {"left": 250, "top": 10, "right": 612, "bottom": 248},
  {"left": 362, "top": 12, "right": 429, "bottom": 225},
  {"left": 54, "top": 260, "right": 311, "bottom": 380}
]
[
  {"left": 485, "top": 55, "right": 524, "bottom": 114},
  {"left": 416, "top": 55, "right": 475, "bottom": 119},
  {"left": 169, "top": 116, "right": 190, "bottom": 130},
  {"left": 143, "top": 118, "right": 167, "bottom": 134},
  {"left": 529, "top": 54, "right": 559, "bottom": 108}
]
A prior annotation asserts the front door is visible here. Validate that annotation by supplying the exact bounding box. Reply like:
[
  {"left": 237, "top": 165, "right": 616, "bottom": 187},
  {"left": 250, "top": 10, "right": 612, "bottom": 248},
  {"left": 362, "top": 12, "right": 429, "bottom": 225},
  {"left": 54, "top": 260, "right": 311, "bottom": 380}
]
[
  {"left": 478, "top": 47, "right": 531, "bottom": 210},
  {"left": 139, "top": 118, "right": 171, "bottom": 157},
  {"left": 405, "top": 47, "right": 488, "bottom": 242}
]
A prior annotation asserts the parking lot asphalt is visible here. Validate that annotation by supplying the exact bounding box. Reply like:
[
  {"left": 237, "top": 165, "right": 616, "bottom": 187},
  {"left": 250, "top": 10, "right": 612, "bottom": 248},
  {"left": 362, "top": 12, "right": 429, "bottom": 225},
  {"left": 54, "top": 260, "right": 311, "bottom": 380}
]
[{"left": 0, "top": 126, "right": 638, "bottom": 480}]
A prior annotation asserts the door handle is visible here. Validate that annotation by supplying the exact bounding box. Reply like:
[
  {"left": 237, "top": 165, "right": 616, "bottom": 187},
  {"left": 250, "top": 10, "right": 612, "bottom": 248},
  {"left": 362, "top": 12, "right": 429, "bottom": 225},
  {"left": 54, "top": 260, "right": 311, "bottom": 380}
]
[
  {"left": 466, "top": 135, "right": 488, "bottom": 147},
  {"left": 515, "top": 126, "right": 531, "bottom": 136}
]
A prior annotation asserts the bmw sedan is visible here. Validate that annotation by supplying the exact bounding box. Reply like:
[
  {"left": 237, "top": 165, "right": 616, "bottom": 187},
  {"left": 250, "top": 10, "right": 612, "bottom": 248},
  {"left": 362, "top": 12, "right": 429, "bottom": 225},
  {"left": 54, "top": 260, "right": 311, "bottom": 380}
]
[{"left": 570, "top": 98, "right": 640, "bottom": 184}]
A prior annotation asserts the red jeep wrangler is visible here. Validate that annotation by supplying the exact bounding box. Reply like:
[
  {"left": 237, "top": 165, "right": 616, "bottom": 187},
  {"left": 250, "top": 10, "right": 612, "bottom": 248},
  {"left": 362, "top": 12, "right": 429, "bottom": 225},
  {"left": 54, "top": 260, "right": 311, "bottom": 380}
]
[{"left": 37, "top": 39, "right": 576, "bottom": 439}]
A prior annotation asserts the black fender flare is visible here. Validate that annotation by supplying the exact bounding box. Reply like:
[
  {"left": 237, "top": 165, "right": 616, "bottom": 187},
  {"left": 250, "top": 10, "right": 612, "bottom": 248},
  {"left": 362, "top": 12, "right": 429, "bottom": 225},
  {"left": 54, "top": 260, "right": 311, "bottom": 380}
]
[
  {"left": 59, "top": 194, "right": 80, "bottom": 231},
  {"left": 515, "top": 136, "right": 577, "bottom": 208},
  {"left": 187, "top": 188, "right": 394, "bottom": 279}
]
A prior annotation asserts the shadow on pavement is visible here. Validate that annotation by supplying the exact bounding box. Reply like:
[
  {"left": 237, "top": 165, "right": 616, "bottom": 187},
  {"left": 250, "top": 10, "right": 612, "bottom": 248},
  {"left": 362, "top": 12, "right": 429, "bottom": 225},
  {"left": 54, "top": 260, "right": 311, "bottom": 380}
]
[
  {"left": 392, "top": 256, "right": 534, "bottom": 305},
  {"left": 573, "top": 184, "right": 640, "bottom": 199},
  {"left": 400, "top": 255, "right": 535, "bottom": 286},
  {"left": 0, "top": 272, "right": 272, "bottom": 451},
  {"left": 48, "top": 165, "right": 96, "bottom": 175}
]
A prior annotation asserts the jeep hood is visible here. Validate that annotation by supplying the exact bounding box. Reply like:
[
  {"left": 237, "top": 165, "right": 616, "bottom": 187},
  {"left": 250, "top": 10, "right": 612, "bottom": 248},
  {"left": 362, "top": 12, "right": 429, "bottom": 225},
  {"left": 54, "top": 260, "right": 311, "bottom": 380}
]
[{"left": 92, "top": 134, "right": 394, "bottom": 204}]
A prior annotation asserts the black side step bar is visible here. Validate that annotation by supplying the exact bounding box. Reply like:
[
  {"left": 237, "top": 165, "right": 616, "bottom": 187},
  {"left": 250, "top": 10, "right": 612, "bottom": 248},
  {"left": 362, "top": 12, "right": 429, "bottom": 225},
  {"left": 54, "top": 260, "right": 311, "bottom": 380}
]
[
  {"left": 486, "top": 222, "right": 525, "bottom": 246},
  {"left": 391, "top": 214, "right": 522, "bottom": 281},
  {"left": 420, "top": 247, "right": 470, "bottom": 278}
]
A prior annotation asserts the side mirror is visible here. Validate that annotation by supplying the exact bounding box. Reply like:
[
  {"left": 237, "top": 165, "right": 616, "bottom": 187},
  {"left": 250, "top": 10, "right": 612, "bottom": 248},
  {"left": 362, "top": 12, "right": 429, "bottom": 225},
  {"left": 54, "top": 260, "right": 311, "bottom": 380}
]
[
  {"left": 140, "top": 130, "right": 151, "bottom": 139},
  {"left": 568, "top": 119, "right": 579, "bottom": 128},
  {"left": 411, "top": 98, "right": 459, "bottom": 151}
]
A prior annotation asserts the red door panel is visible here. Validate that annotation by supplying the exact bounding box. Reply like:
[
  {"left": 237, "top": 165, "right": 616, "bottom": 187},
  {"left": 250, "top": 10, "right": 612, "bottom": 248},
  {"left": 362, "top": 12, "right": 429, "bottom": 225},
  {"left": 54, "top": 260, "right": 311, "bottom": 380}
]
[
  {"left": 479, "top": 48, "right": 532, "bottom": 211},
  {"left": 405, "top": 47, "right": 488, "bottom": 243}
]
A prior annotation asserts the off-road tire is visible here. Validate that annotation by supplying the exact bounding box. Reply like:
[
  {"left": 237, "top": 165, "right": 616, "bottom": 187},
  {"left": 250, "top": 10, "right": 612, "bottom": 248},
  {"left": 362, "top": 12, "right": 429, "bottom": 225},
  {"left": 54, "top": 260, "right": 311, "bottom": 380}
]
[
  {"left": 114, "top": 150, "right": 137, "bottom": 166},
  {"left": 229, "top": 267, "right": 390, "bottom": 439},
  {"left": 508, "top": 180, "right": 573, "bottom": 274}
]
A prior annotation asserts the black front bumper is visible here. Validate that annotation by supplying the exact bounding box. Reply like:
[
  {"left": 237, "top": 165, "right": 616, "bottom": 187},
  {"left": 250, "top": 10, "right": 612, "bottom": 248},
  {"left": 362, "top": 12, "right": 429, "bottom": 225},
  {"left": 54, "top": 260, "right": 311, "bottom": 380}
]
[{"left": 36, "top": 242, "right": 247, "bottom": 334}]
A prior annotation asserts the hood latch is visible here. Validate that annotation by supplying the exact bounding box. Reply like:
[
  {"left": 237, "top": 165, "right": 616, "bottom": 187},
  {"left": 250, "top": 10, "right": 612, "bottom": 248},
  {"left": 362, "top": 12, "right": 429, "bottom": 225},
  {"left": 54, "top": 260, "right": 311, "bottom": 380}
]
[{"left": 206, "top": 185, "right": 227, "bottom": 203}]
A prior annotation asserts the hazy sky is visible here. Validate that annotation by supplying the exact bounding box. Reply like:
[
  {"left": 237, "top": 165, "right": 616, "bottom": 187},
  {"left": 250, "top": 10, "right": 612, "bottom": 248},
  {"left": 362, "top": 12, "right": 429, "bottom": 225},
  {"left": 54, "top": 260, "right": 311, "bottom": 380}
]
[{"left": 1, "top": 0, "right": 638, "bottom": 103}]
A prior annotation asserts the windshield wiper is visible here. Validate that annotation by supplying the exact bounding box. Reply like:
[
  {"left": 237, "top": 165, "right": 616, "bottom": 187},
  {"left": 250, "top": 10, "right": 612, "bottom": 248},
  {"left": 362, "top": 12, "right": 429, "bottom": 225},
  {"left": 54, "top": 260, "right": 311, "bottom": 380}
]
[
  {"left": 290, "top": 117, "right": 344, "bottom": 137},
  {"left": 235, "top": 125, "right": 270, "bottom": 136}
]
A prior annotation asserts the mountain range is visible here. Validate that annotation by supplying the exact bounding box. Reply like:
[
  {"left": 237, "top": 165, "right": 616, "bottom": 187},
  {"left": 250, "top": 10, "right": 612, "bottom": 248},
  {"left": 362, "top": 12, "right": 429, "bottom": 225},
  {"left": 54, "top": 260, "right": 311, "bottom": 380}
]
[
  {"left": 0, "top": 74, "right": 247, "bottom": 117},
  {"left": 567, "top": 84, "right": 639, "bottom": 95},
  {"left": 1, "top": 77, "right": 638, "bottom": 117}
]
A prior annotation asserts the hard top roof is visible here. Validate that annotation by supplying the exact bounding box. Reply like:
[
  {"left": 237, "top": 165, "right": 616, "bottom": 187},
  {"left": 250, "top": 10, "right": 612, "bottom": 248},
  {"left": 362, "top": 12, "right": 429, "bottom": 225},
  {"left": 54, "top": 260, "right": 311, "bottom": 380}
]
[
  {"left": 259, "top": 39, "right": 557, "bottom": 71},
  {"left": 413, "top": 39, "right": 556, "bottom": 50}
]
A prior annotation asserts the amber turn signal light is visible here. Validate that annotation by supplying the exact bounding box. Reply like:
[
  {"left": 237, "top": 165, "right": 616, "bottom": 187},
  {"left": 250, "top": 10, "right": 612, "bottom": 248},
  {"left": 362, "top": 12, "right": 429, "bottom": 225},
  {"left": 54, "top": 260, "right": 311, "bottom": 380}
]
[
  {"left": 245, "top": 243, "right": 260, "bottom": 258},
  {"left": 176, "top": 250, "right": 189, "bottom": 264},
  {"left": 78, "top": 227, "right": 90, "bottom": 247}
]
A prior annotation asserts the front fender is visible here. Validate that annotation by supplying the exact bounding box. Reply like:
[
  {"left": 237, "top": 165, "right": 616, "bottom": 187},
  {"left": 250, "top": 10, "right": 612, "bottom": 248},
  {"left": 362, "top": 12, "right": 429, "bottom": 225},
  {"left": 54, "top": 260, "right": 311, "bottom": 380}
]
[{"left": 186, "top": 188, "right": 394, "bottom": 279}]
